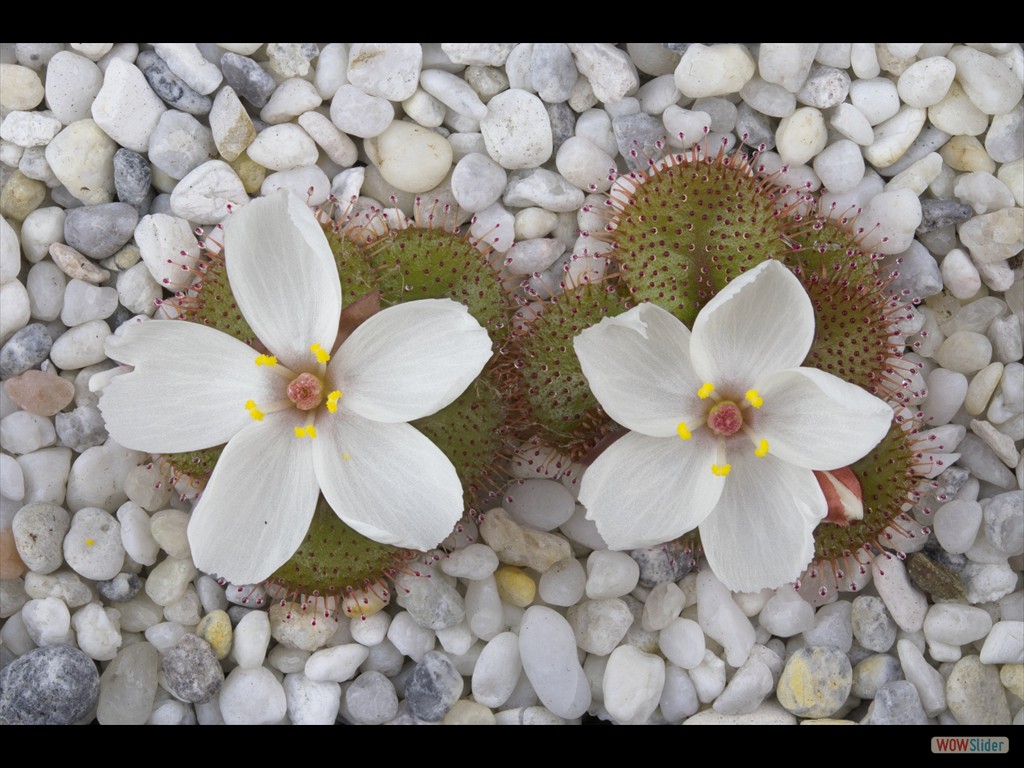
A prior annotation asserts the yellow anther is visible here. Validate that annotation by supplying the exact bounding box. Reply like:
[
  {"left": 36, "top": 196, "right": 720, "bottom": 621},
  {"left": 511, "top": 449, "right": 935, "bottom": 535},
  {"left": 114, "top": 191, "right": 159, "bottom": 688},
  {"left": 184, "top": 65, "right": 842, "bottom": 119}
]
[
  {"left": 677, "top": 421, "right": 692, "bottom": 440},
  {"left": 255, "top": 354, "right": 277, "bottom": 367},
  {"left": 698, "top": 382, "right": 715, "bottom": 399},
  {"left": 311, "top": 343, "right": 330, "bottom": 363},
  {"left": 711, "top": 464, "right": 732, "bottom": 477},
  {"left": 326, "top": 390, "right": 343, "bottom": 413},
  {"left": 293, "top": 425, "right": 318, "bottom": 438},
  {"left": 244, "top": 400, "right": 264, "bottom": 421},
  {"left": 745, "top": 389, "right": 763, "bottom": 408},
  {"left": 755, "top": 439, "right": 769, "bottom": 457}
]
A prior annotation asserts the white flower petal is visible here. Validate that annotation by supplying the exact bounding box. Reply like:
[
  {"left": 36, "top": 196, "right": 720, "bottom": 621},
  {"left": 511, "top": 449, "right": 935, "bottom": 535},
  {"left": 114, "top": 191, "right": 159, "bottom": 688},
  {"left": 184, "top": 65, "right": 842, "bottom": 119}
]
[
  {"left": 690, "top": 260, "right": 814, "bottom": 392},
  {"left": 187, "top": 413, "right": 319, "bottom": 585},
  {"left": 574, "top": 303, "right": 705, "bottom": 437},
  {"left": 699, "top": 449, "right": 825, "bottom": 592},
  {"left": 332, "top": 299, "right": 492, "bottom": 423},
  {"left": 754, "top": 367, "right": 893, "bottom": 470},
  {"left": 312, "top": 411, "right": 464, "bottom": 551},
  {"left": 100, "top": 319, "right": 282, "bottom": 453},
  {"left": 223, "top": 190, "right": 341, "bottom": 369},
  {"left": 579, "top": 430, "right": 724, "bottom": 549}
]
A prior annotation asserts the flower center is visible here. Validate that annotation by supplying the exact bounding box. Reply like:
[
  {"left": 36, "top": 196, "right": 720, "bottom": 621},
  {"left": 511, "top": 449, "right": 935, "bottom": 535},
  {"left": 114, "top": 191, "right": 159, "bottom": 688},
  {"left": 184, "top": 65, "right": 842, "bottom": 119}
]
[
  {"left": 287, "top": 372, "right": 323, "bottom": 411},
  {"left": 707, "top": 400, "right": 742, "bottom": 436}
]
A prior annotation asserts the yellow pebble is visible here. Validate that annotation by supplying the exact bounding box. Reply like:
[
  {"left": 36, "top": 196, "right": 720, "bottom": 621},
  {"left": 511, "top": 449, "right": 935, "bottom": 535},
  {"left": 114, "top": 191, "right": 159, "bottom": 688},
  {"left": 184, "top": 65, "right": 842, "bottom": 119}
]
[
  {"left": 196, "top": 609, "right": 233, "bottom": 660},
  {"left": 494, "top": 565, "right": 536, "bottom": 608},
  {"left": 1000, "top": 664, "right": 1024, "bottom": 699},
  {"left": 443, "top": 699, "right": 496, "bottom": 725}
]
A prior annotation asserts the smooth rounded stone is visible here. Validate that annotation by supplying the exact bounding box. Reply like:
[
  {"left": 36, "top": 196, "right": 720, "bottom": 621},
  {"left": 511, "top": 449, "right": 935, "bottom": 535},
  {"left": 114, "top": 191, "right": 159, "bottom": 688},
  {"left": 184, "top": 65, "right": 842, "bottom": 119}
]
[
  {"left": 218, "top": 665, "right": 286, "bottom": 725},
  {"left": 738, "top": 76, "right": 795, "bottom": 118},
  {"left": 259, "top": 79, "right": 322, "bottom": 125},
  {"left": 494, "top": 565, "right": 536, "bottom": 608},
  {"left": 469, "top": 202, "right": 515, "bottom": 253},
  {"left": 97, "top": 573, "right": 141, "bottom": 603},
  {"left": 405, "top": 650, "right": 463, "bottom": 722},
  {"left": 338, "top": 43, "right": 419, "bottom": 103},
  {"left": 946, "top": 46, "right": 1023, "bottom": 116},
  {"left": 563, "top": 43, "right": 636, "bottom": 104},
  {"left": 555, "top": 136, "right": 616, "bottom": 194},
  {"left": 44, "top": 120, "right": 118, "bottom": 205},
  {"left": 0, "top": 323, "right": 51, "bottom": 377},
  {"left": 349, "top": 610, "right": 390, "bottom": 648},
  {"left": 987, "top": 106, "right": 1024, "bottom": 164},
  {"left": 59, "top": 280, "right": 117, "bottom": 327},
  {"left": 584, "top": 549, "right": 639, "bottom": 600},
  {"left": 133, "top": 213, "right": 200, "bottom": 292},
  {"left": 1, "top": 452, "right": 24, "bottom": 500},
  {"left": 674, "top": 44, "right": 755, "bottom": 98},
  {"left": 202, "top": 90, "right": 253, "bottom": 165},
  {"left": 149, "top": 508, "right": 190, "bottom": 559},
  {"left": 697, "top": 570, "right": 756, "bottom": 668},
  {"left": 773, "top": 107, "right": 827, "bottom": 166},
  {"left": 219, "top": 52, "right": 275, "bottom": 109},
  {"left": 759, "top": 587, "right": 816, "bottom": 638},
  {"left": 979, "top": 621, "right": 1023, "bottom": 664},
  {"left": 660, "top": 664, "right": 700, "bottom": 722},
  {"left": 147, "top": 111, "right": 216, "bottom": 180},
  {"left": 1, "top": 171, "right": 46, "bottom": 221},
  {"left": 776, "top": 646, "right": 853, "bottom": 718},
  {"left": 439, "top": 543, "right": 498, "bottom": 581},
  {"left": 794, "top": 64, "right": 849, "bottom": 109},
  {"left": 811, "top": 139, "right": 864, "bottom": 195},
  {"left": 385, "top": 611, "right": 435, "bottom": 661},
  {"left": 471, "top": 632, "right": 521, "bottom": 709},
  {"left": 96, "top": 641, "right": 159, "bottom": 725},
  {"left": 159, "top": 633, "right": 223, "bottom": 705},
  {"left": 113, "top": 587, "right": 162, "bottom": 633},
  {"left": 3, "top": 369, "right": 73, "bottom": 417},
  {"left": 515, "top": 207, "right": 559, "bottom": 240},
  {"left": 982, "top": 492, "right": 1023, "bottom": 557},
  {"left": 933, "top": 499, "right": 983, "bottom": 554},
  {"left": 0, "top": 579, "right": 29, "bottom": 620},
  {"left": 966, "top": 361, "right": 1005, "bottom": 417},
  {"left": 420, "top": 68, "right": 486, "bottom": 121},
  {"left": 874, "top": 555, "right": 929, "bottom": 634},
  {"left": 12, "top": 502, "right": 69, "bottom": 574},
  {"left": 959, "top": 208, "right": 1024, "bottom": 264},
  {"left": 55, "top": 405, "right": 107, "bottom": 453},
  {"left": 537, "top": 557, "right": 586, "bottom": 608},
  {"left": 291, "top": 115, "right": 353, "bottom": 170},
  {"left": 850, "top": 595, "right": 898, "bottom": 653},
  {"left": 688, "top": 649, "right": 727, "bottom": 703},
  {"left": 954, "top": 171, "right": 1016, "bottom": 216},
  {"left": 66, "top": 442, "right": 143, "bottom": 514},
  {"left": 449, "top": 153, "right": 506, "bottom": 214},
  {"left": 60, "top": 506, "right": 124, "bottom": 581},
  {"left": 168, "top": 159, "right": 248, "bottom": 224},
  {"left": 757, "top": 43, "right": 817, "bottom": 93},
  {"left": 107, "top": 152, "right": 149, "bottom": 212},
  {"left": 802, "top": 600, "right": 853, "bottom": 653},
  {"left": 21, "top": 210, "right": 64, "bottom": 268},
  {"left": 714, "top": 658, "right": 775, "bottom": 715},
  {"left": 480, "top": 507, "right": 571, "bottom": 572},
  {"left": 42, "top": 52, "right": 101, "bottom": 124},
  {"left": 90, "top": 59, "right": 165, "bottom": 153},
  {"left": 15, "top": 447, "right": 71, "bottom": 507},
  {"left": 302, "top": 643, "right": 368, "bottom": 685},
  {"left": 935, "top": 331, "right": 993, "bottom": 375},
  {"left": 519, "top": 606, "right": 590, "bottom": 719},
  {"left": 642, "top": 582, "right": 686, "bottom": 632},
  {"left": 894, "top": 639, "right": 945, "bottom": 717},
  {"left": 611, "top": 112, "right": 668, "bottom": 174},
  {"left": 113, "top": 262, "right": 159, "bottom": 317},
  {"left": 852, "top": 653, "right": 904, "bottom": 699},
  {"left": 566, "top": 598, "right": 633, "bottom": 655},
  {"left": 922, "top": 368, "right": 969, "bottom": 426},
  {"left": 280, "top": 673, "right": 340, "bottom": 725},
  {"left": 463, "top": 573, "right": 502, "bottom": 641},
  {"left": 245, "top": 124, "right": 318, "bottom": 173},
  {"left": 892, "top": 57, "right": 956, "bottom": 109},
  {"left": 1, "top": 111, "right": 63, "bottom": 148},
  {"left": 529, "top": 43, "right": 577, "bottom": 104},
  {"left": 72, "top": 602, "right": 122, "bottom": 660},
  {"left": 0, "top": 644, "right": 99, "bottom": 725},
  {"left": 146, "top": 44, "right": 220, "bottom": 96},
  {"left": 602, "top": 645, "right": 665, "bottom": 725},
  {"left": 942, "top": 247, "right": 982, "bottom": 300},
  {"left": 946, "top": 655, "right": 1012, "bottom": 725},
  {"left": 394, "top": 567, "right": 464, "bottom": 631},
  {"left": 924, "top": 603, "right": 994, "bottom": 648},
  {"left": 1, "top": 63, "right": 45, "bottom": 110},
  {"left": 480, "top": 89, "right": 552, "bottom": 170},
  {"left": 24, "top": 569, "right": 93, "bottom": 609},
  {"left": 47, "top": 243, "right": 109, "bottom": 286},
  {"left": 329, "top": 84, "right": 394, "bottom": 140},
  {"left": 658, "top": 617, "right": 706, "bottom": 670},
  {"left": 988, "top": 314, "right": 1023, "bottom": 366},
  {"left": 190, "top": 610, "right": 230, "bottom": 661},
  {"left": 21, "top": 596, "right": 71, "bottom": 646},
  {"left": 0, "top": 410, "right": 55, "bottom": 455},
  {"left": 142, "top": 557, "right": 195, "bottom": 609},
  {"left": 337, "top": 670, "right": 399, "bottom": 725},
  {"left": 866, "top": 680, "right": 929, "bottom": 724},
  {"left": 364, "top": 120, "right": 453, "bottom": 194}
]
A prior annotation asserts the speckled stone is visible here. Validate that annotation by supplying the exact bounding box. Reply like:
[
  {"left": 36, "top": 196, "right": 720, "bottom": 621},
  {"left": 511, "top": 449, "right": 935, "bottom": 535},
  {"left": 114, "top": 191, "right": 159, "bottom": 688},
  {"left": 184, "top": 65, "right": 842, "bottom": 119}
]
[
  {"left": 945, "top": 655, "right": 1012, "bottom": 725},
  {"left": 220, "top": 53, "right": 276, "bottom": 108},
  {"left": 405, "top": 650, "right": 464, "bottom": 722},
  {"left": 776, "top": 646, "right": 853, "bottom": 719},
  {"left": 96, "top": 572, "right": 141, "bottom": 602},
  {"left": 0, "top": 644, "right": 100, "bottom": 724},
  {"left": 136, "top": 50, "right": 211, "bottom": 115},
  {"left": 632, "top": 540, "right": 696, "bottom": 587},
  {"left": 63, "top": 202, "right": 139, "bottom": 260},
  {"left": 0, "top": 323, "right": 52, "bottom": 378},
  {"left": 113, "top": 148, "right": 152, "bottom": 208},
  {"left": 160, "top": 633, "right": 224, "bottom": 704},
  {"left": 195, "top": 609, "right": 233, "bottom": 660}
]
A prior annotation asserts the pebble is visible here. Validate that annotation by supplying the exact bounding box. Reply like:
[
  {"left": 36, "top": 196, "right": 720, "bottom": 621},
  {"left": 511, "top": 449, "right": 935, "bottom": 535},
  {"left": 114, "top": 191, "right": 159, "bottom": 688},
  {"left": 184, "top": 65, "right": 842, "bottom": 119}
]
[
  {"left": 329, "top": 84, "right": 394, "bottom": 139},
  {"left": 149, "top": 508, "right": 190, "bottom": 558},
  {"left": 568, "top": 598, "right": 633, "bottom": 655},
  {"left": 602, "top": 645, "right": 664, "bottom": 724},
  {"left": 385, "top": 610, "right": 435, "bottom": 661},
  {"left": 421, "top": 69, "right": 487, "bottom": 121},
  {"left": 193, "top": 609, "right": 232, "bottom": 660},
  {"left": 759, "top": 587, "right": 816, "bottom": 637},
  {"left": 867, "top": 680, "right": 929, "bottom": 724},
  {"left": 61, "top": 506, "right": 124, "bottom": 580},
  {"left": 246, "top": 124, "right": 318, "bottom": 172},
  {"left": 714, "top": 657, "right": 775, "bottom": 715},
  {"left": 3, "top": 369, "right": 74, "bottom": 416},
  {"left": 296, "top": 112, "right": 357, "bottom": 168},
  {"left": 519, "top": 605, "right": 590, "bottom": 719},
  {"left": 776, "top": 646, "right": 853, "bottom": 718},
  {"left": 219, "top": 666, "right": 287, "bottom": 725},
  {"left": 802, "top": 600, "right": 853, "bottom": 652},
  {"left": 349, "top": 610, "right": 390, "bottom": 647},
  {"left": 537, "top": 556, "right": 586, "bottom": 608},
  {"left": 405, "top": 650, "right": 463, "bottom": 722},
  {"left": 364, "top": 120, "right": 453, "bottom": 194},
  {"left": 147, "top": 111, "right": 216, "bottom": 180},
  {"left": 55, "top": 405, "right": 108, "bottom": 453},
  {"left": 110, "top": 149, "right": 152, "bottom": 209},
  {"left": 21, "top": 595, "right": 71, "bottom": 645},
  {"left": 72, "top": 601, "right": 122, "bottom": 660},
  {"left": 12, "top": 501, "right": 69, "bottom": 574},
  {"left": 148, "top": 44, "right": 221, "bottom": 96},
  {"left": 986, "top": 106, "right": 1023, "bottom": 163},
  {"left": 47, "top": 243, "right": 110, "bottom": 286},
  {"left": 471, "top": 632, "right": 521, "bottom": 708},
  {"left": 20, "top": 211, "right": 64, "bottom": 267},
  {"left": 945, "top": 655, "right": 1012, "bottom": 725},
  {"left": 90, "top": 59, "right": 166, "bottom": 154},
  {"left": 829, "top": 102, "right": 875, "bottom": 145},
  {"left": 980, "top": 621, "right": 1024, "bottom": 664},
  {"left": 567, "top": 44, "right": 639, "bottom": 104},
  {"left": 812, "top": 139, "right": 864, "bottom": 194},
  {"left": 959, "top": 208, "right": 1024, "bottom": 264},
  {"left": 135, "top": 50, "right": 210, "bottom": 116},
  {"left": 947, "top": 46, "right": 1023, "bottom": 116},
  {"left": 674, "top": 44, "right": 755, "bottom": 98},
  {"left": 96, "top": 573, "right": 141, "bottom": 603},
  {"left": 0, "top": 644, "right": 100, "bottom": 725},
  {"left": 983, "top": 492, "right": 1024, "bottom": 556},
  {"left": 44, "top": 120, "right": 118, "bottom": 205},
  {"left": 15, "top": 447, "right": 71, "bottom": 507},
  {"left": 96, "top": 642, "right": 159, "bottom": 725},
  {"left": 659, "top": 617, "right": 706, "bottom": 669},
  {"left": 0, "top": 63, "right": 45, "bottom": 110},
  {"left": 42, "top": 52, "right": 102, "bottom": 124},
  {"left": 439, "top": 543, "right": 498, "bottom": 581},
  {"left": 282, "top": 673, "right": 340, "bottom": 725},
  {"left": 480, "top": 507, "right": 572, "bottom": 572},
  {"left": 1, "top": 111, "right": 62, "bottom": 148},
  {"left": 480, "top": 89, "right": 553, "bottom": 169},
  {"left": 696, "top": 570, "right": 755, "bottom": 668},
  {"left": 494, "top": 565, "right": 536, "bottom": 607},
  {"left": 260, "top": 79, "right": 322, "bottom": 125},
  {"left": 219, "top": 52, "right": 275, "bottom": 109},
  {"left": 852, "top": 653, "right": 904, "bottom": 699},
  {"left": 556, "top": 136, "right": 617, "bottom": 193}
]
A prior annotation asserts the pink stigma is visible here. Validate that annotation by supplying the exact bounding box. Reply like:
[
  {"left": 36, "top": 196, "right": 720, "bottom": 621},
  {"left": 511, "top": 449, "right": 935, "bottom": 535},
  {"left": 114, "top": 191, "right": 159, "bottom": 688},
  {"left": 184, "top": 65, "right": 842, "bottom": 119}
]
[
  {"left": 707, "top": 401, "right": 743, "bottom": 436},
  {"left": 287, "top": 372, "right": 323, "bottom": 411}
]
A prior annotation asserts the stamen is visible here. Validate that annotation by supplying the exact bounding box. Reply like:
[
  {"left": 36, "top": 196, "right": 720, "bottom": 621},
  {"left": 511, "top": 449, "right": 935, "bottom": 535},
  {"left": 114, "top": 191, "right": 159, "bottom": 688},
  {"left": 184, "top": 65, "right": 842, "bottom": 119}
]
[
  {"left": 294, "top": 425, "right": 318, "bottom": 438},
  {"left": 712, "top": 464, "right": 731, "bottom": 476},
  {"left": 255, "top": 354, "right": 277, "bottom": 367},
  {"left": 677, "top": 421, "right": 692, "bottom": 440},
  {"left": 311, "top": 343, "right": 330, "bottom": 363},
  {"left": 755, "top": 439, "right": 769, "bottom": 457},
  {"left": 745, "top": 389, "right": 763, "bottom": 408},
  {"left": 697, "top": 382, "right": 715, "bottom": 399},
  {"left": 326, "top": 390, "right": 343, "bottom": 413},
  {"left": 245, "top": 400, "right": 265, "bottom": 421}
]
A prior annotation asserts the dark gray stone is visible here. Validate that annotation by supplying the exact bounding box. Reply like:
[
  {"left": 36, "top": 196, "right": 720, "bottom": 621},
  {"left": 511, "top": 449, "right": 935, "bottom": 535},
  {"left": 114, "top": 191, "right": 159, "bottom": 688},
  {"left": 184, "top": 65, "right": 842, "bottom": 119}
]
[
  {"left": 868, "top": 680, "right": 929, "bottom": 724},
  {"left": 545, "top": 101, "right": 576, "bottom": 155},
  {"left": 0, "top": 323, "right": 52, "bottom": 378},
  {"left": 136, "top": 50, "right": 212, "bottom": 115},
  {"left": 55, "top": 404, "right": 109, "bottom": 452},
  {"left": 0, "top": 645, "right": 100, "bottom": 724},
  {"left": 161, "top": 634, "right": 224, "bottom": 704},
  {"left": 632, "top": 539, "right": 696, "bottom": 587},
  {"left": 736, "top": 102, "right": 775, "bottom": 150},
  {"left": 220, "top": 53, "right": 277, "bottom": 108},
  {"left": 113, "top": 148, "right": 153, "bottom": 208},
  {"left": 918, "top": 199, "right": 974, "bottom": 233},
  {"left": 405, "top": 651, "right": 463, "bottom": 722},
  {"left": 96, "top": 572, "right": 142, "bottom": 602},
  {"left": 64, "top": 203, "right": 139, "bottom": 260},
  {"left": 612, "top": 112, "right": 666, "bottom": 172}
]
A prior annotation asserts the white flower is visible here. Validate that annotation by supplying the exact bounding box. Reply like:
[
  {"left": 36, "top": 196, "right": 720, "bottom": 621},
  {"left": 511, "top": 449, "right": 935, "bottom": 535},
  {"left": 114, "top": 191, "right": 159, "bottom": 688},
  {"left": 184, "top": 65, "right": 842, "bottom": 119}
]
[
  {"left": 99, "top": 190, "right": 492, "bottom": 585},
  {"left": 573, "top": 260, "right": 893, "bottom": 592}
]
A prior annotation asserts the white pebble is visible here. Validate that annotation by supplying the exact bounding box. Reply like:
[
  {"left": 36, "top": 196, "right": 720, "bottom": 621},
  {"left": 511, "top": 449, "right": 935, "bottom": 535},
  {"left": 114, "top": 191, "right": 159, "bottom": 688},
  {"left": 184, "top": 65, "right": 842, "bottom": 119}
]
[
  {"left": 90, "top": 59, "right": 165, "bottom": 153},
  {"left": 232, "top": 609, "right": 271, "bottom": 669},
  {"left": 49, "top": 319, "right": 111, "bottom": 370},
  {"left": 219, "top": 666, "right": 287, "bottom": 725},
  {"left": 923, "top": 603, "right": 993, "bottom": 646},
  {"left": 933, "top": 499, "right": 983, "bottom": 554},
  {"left": 480, "top": 89, "right": 552, "bottom": 170},
  {"left": 674, "top": 44, "right": 755, "bottom": 98},
  {"left": 897, "top": 57, "right": 957, "bottom": 108},
  {"left": 0, "top": 411, "right": 55, "bottom": 455},
  {"left": 385, "top": 610, "right": 435, "bottom": 662},
  {"left": 246, "top": 124, "right": 318, "bottom": 172},
  {"left": 364, "top": 120, "right": 453, "bottom": 194},
  {"left": 167, "top": 161, "right": 248, "bottom": 226},
  {"left": 567, "top": 44, "right": 639, "bottom": 104},
  {"left": 864, "top": 107, "right": 928, "bottom": 169},
  {"left": 696, "top": 570, "right": 755, "bottom": 668},
  {"left": 538, "top": 557, "right": 586, "bottom": 607},
  {"left": 812, "top": 139, "right": 864, "bottom": 193},
  {"left": 329, "top": 85, "right": 394, "bottom": 139},
  {"left": 21, "top": 596, "right": 71, "bottom": 646},
  {"left": 585, "top": 549, "right": 639, "bottom": 599},
  {"left": 347, "top": 43, "right": 421, "bottom": 101},
  {"left": 440, "top": 543, "right": 498, "bottom": 580},
  {"left": 350, "top": 610, "right": 390, "bottom": 647},
  {"left": 556, "top": 136, "right": 616, "bottom": 193},
  {"left": 518, "top": 605, "right": 590, "bottom": 719},
  {"left": 72, "top": 602, "right": 121, "bottom": 660},
  {"left": 420, "top": 69, "right": 486, "bottom": 121},
  {"left": 658, "top": 617, "right": 706, "bottom": 669},
  {"left": 979, "top": 621, "right": 1024, "bottom": 664},
  {"left": 304, "top": 643, "right": 369, "bottom": 683},
  {"left": 0, "top": 281, "right": 31, "bottom": 344},
  {"left": 296, "top": 112, "right": 357, "bottom": 168},
  {"left": 758, "top": 587, "right": 815, "bottom": 637},
  {"left": 872, "top": 555, "right": 927, "bottom": 633},
  {"left": 283, "top": 672, "right": 340, "bottom": 725},
  {"left": 602, "top": 645, "right": 664, "bottom": 724},
  {"left": 472, "top": 631, "right": 521, "bottom": 709},
  {"left": 775, "top": 107, "right": 826, "bottom": 165},
  {"left": 850, "top": 77, "right": 900, "bottom": 125}
]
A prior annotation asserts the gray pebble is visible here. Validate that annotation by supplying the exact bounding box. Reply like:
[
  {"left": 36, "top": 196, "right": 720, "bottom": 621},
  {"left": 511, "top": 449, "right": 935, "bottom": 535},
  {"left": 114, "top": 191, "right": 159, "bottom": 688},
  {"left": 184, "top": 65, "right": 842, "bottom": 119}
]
[
  {"left": 405, "top": 651, "right": 464, "bottom": 722},
  {"left": 220, "top": 53, "right": 277, "bottom": 108},
  {"left": 113, "top": 148, "right": 152, "bottom": 208},
  {"left": 343, "top": 670, "right": 399, "bottom": 725},
  {"left": 0, "top": 644, "right": 100, "bottom": 725},
  {"left": 161, "top": 634, "right": 224, "bottom": 704},
  {"left": 929, "top": 465, "right": 972, "bottom": 503},
  {"left": 532, "top": 43, "right": 576, "bottom": 104},
  {"left": 867, "top": 680, "right": 929, "bottom": 724},
  {"left": 14, "top": 43, "right": 64, "bottom": 70},
  {"left": 11, "top": 502, "right": 70, "bottom": 575},
  {"left": 63, "top": 203, "right": 139, "bottom": 260},
  {"left": 148, "top": 111, "right": 216, "bottom": 180},
  {"left": 851, "top": 595, "right": 898, "bottom": 652},
  {"left": 983, "top": 491, "right": 1024, "bottom": 556},
  {"left": 136, "top": 50, "right": 212, "bottom": 115},
  {"left": 55, "top": 405, "right": 109, "bottom": 452},
  {"left": 0, "top": 323, "right": 53, "bottom": 378},
  {"left": 545, "top": 102, "right": 576, "bottom": 154},
  {"left": 797, "top": 65, "right": 851, "bottom": 109},
  {"left": 736, "top": 102, "right": 775, "bottom": 150},
  {"left": 613, "top": 112, "right": 666, "bottom": 172},
  {"left": 96, "top": 572, "right": 142, "bottom": 602},
  {"left": 51, "top": 186, "right": 85, "bottom": 210},
  {"left": 918, "top": 199, "right": 973, "bottom": 233},
  {"left": 632, "top": 540, "right": 696, "bottom": 587},
  {"left": 852, "top": 653, "right": 904, "bottom": 699}
]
